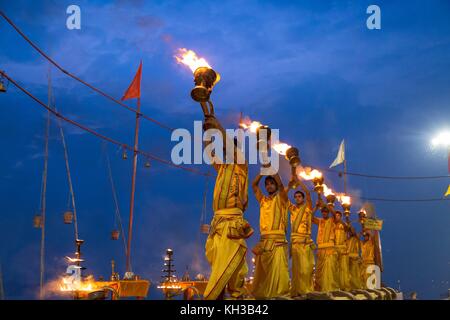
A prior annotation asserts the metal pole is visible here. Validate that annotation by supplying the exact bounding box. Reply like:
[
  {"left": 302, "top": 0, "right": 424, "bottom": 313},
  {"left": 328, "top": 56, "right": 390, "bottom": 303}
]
[
  {"left": 39, "top": 70, "right": 51, "bottom": 300},
  {"left": 344, "top": 159, "right": 348, "bottom": 194},
  {"left": 126, "top": 98, "right": 141, "bottom": 272}
]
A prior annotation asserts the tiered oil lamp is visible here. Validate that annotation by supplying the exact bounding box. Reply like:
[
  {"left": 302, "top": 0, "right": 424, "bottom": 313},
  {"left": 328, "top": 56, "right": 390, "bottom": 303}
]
[
  {"left": 340, "top": 196, "right": 351, "bottom": 219},
  {"left": 191, "top": 67, "right": 220, "bottom": 103},
  {"left": 324, "top": 186, "right": 336, "bottom": 207},
  {"left": 358, "top": 209, "right": 367, "bottom": 228},
  {"left": 312, "top": 173, "right": 325, "bottom": 194},
  {"left": 285, "top": 147, "right": 301, "bottom": 168}
]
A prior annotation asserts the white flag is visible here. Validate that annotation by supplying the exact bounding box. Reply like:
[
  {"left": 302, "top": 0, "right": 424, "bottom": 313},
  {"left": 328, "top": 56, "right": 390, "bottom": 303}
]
[{"left": 330, "top": 139, "right": 345, "bottom": 168}]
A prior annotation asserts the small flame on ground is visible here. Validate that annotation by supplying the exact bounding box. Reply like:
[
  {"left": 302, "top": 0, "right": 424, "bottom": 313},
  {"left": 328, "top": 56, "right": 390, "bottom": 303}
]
[
  {"left": 175, "top": 48, "right": 211, "bottom": 73},
  {"left": 157, "top": 284, "right": 183, "bottom": 290},
  {"left": 272, "top": 143, "right": 292, "bottom": 156}
]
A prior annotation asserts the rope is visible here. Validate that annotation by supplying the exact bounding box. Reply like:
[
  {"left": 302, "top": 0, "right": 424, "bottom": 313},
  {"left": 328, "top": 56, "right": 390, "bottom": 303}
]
[
  {"left": 104, "top": 143, "right": 128, "bottom": 258},
  {"left": 56, "top": 110, "right": 79, "bottom": 240},
  {"left": 360, "top": 197, "right": 450, "bottom": 202},
  {"left": 0, "top": 71, "right": 210, "bottom": 177},
  {"left": 39, "top": 69, "right": 51, "bottom": 300},
  {"left": 0, "top": 10, "right": 174, "bottom": 132},
  {"left": 2, "top": 70, "right": 449, "bottom": 204},
  {"left": 0, "top": 8, "right": 446, "bottom": 181},
  {"left": 319, "top": 166, "right": 449, "bottom": 180}
]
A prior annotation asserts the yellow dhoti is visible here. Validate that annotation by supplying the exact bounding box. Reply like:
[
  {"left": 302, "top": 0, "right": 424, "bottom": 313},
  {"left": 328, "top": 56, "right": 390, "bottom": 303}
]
[
  {"left": 336, "top": 248, "right": 350, "bottom": 291},
  {"left": 291, "top": 234, "right": 315, "bottom": 296},
  {"left": 315, "top": 245, "right": 338, "bottom": 292},
  {"left": 252, "top": 231, "right": 290, "bottom": 299},
  {"left": 204, "top": 208, "right": 253, "bottom": 300},
  {"left": 361, "top": 239, "right": 375, "bottom": 289},
  {"left": 349, "top": 256, "right": 363, "bottom": 289}
]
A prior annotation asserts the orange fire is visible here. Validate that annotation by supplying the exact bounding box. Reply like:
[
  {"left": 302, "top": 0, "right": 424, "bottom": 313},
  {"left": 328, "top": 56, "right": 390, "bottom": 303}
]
[
  {"left": 239, "top": 116, "right": 264, "bottom": 133},
  {"left": 59, "top": 277, "right": 95, "bottom": 292},
  {"left": 337, "top": 194, "right": 351, "bottom": 205},
  {"left": 323, "top": 184, "right": 334, "bottom": 197},
  {"left": 175, "top": 48, "right": 211, "bottom": 73},
  {"left": 272, "top": 143, "right": 292, "bottom": 156},
  {"left": 157, "top": 284, "right": 182, "bottom": 290},
  {"left": 298, "top": 168, "right": 323, "bottom": 181},
  {"left": 240, "top": 120, "right": 263, "bottom": 133}
]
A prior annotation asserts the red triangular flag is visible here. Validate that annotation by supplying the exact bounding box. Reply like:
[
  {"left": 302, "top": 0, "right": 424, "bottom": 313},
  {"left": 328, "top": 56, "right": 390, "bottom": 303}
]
[{"left": 121, "top": 61, "right": 142, "bottom": 101}]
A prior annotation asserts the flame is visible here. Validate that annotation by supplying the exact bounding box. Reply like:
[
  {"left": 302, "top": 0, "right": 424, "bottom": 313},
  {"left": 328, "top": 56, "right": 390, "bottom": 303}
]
[
  {"left": 65, "top": 256, "right": 83, "bottom": 263},
  {"left": 323, "top": 184, "right": 334, "bottom": 197},
  {"left": 272, "top": 143, "right": 291, "bottom": 156},
  {"left": 337, "top": 194, "right": 351, "bottom": 205},
  {"left": 298, "top": 169, "right": 323, "bottom": 181},
  {"left": 157, "top": 284, "right": 182, "bottom": 290},
  {"left": 59, "top": 277, "right": 95, "bottom": 292},
  {"left": 175, "top": 48, "right": 211, "bottom": 73},
  {"left": 239, "top": 117, "right": 263, "bottom": 133}
]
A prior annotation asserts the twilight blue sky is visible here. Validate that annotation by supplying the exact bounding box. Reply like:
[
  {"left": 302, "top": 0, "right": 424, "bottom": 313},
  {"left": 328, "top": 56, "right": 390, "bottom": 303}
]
[{"left": 0, "top": 0, "right": 449, "bottom": 299}]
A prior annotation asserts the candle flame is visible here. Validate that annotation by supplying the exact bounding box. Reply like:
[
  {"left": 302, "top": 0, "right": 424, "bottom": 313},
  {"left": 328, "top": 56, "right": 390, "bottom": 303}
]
[
  {"left": 272, "top": 143, "right": 292, "bottom": 156},
  {"left": 175, "top": 48, "right": 211, "bottom": 73}
]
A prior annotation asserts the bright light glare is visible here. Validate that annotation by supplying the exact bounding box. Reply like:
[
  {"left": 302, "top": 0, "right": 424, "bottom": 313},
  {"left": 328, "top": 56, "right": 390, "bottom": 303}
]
[{"left": 431, "top": 131, "right": 450, "bottom": 148}]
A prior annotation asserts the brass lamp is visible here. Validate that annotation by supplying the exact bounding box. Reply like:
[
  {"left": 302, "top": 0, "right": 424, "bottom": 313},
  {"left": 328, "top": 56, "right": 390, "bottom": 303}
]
[
  {"left": 342, "top": 202, "right": 351, "bottom": 218},
  {"left": 326, "top": 193, "right": 336, "bottom": 207},
  {"left": 285, "top": 147, "right": 301, "bottom": 168},
  {"left": 191, "top": 67, "right": 220, "bottom": 103},
  {"left": 313, "top": 175, "right": 324, "bottom": 194}
]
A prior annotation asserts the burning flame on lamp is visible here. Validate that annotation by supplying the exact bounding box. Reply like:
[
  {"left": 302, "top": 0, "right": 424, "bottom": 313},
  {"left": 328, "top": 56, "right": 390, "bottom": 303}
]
[
  {"left": 298, "top": 168, "right": 323, "bottom": 180},
  {"left": 240, "top": 120, "right": 263, "bottom": 133},
  {"left": 323, "top": 184, "right": 336, "bottom": 206},
  {"left": 337, "top": 194, "right": 351, "bottom": 205},
  {"left": 175, "top": 48, "right": 211, "bottom": 73},
  {"left": 272, "top": 143, "right": 291, "bottom": 156},
  {"left": 337, "top": 194, "right": 351, "bottom": 216},
  {"left": 59, "top": 277, "right": 94, "bottom": 292},
  {"left": 175, "top": 48, "right": 220, "bottom": 103}
]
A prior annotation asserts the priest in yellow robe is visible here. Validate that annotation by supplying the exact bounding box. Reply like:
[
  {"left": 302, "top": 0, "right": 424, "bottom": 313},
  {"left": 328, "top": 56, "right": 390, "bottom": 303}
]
[
  {"left": 312, "top": 201, "right": 338, "bottom": 292},
  {"left": 347, "top": 226, "right": 363, "bottom": 290},
  {"left": 202, "top": 115, "right": 254, "bottom": 300},
  {"left": 361, "top": 231, "right": 376, "bottom": 289},
  {"left": 251, "top": 170, "right": 290, "bottom": 299},
  {"left": 288, "top": 169, "right": 315, "bottom": 296},
  {"left": 333, "top": 211, "right": 350, "bottom": 291}
]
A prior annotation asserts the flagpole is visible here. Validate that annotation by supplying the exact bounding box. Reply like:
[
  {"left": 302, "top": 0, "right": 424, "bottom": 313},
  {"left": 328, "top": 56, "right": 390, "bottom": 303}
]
[
  {"left": 126, "top": 97, "right": 140, "bottom": 273},
  {"left": 344, "top": 159, "right": 348, "bottom": 194}
]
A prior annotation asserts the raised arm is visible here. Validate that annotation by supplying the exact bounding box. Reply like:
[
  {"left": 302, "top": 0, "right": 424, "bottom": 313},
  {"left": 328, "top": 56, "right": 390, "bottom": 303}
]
[
  {"left": 252, "top": 174, "right": 264, "bottom": 203},
  {"left": 294, "top": 168, "right": 312, "bottom": 209},
  {"left": 273, "top": 173, "right": 288, "bottom": 202},
  {"left": 311, "top": 197, "right": 325, "bottom": 225}
]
